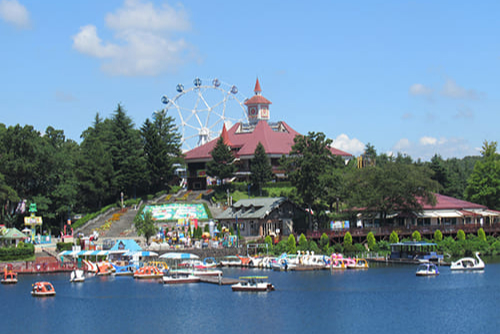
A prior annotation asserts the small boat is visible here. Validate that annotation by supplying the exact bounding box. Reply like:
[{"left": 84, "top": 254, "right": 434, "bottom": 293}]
[
  {"left": 219, "top": 255, "right": 242, "bottom": 267},
  {"left": 231, "top": 276, "right": 275, "bottom": 292},
  {"left": 347, "top": 258, "right": 369, "bottom": 269},
  {"left": 112, "top": 264, "right": 138, "bottom": 276},
  {"left": 416, "top": 262, "right": 439, "bottom": 276},
  {"left": 133, "top": 266, "right": 163, "bottom": 279},
  {"left": 96, "top": 262, "right": 113, "bottom": 276},
  {"left": 162, "top": 272, "right": 200, "bottom": 284},
  {"left": 1, "top": 265, "right": 18, "bottom": 284},
  {"left": 70, "top": 269, "right": 85, "bottom": 283},
  {"left": 450, "top": 252, "right": 485, "bottom": 271},
  {"left": 31, "top": 282, "right": 56, "bottom": 297}
]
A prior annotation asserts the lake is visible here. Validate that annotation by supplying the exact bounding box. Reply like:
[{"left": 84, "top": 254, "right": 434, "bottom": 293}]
[{"left": 1, "top": 262, "right": 499, "bottom": 334}]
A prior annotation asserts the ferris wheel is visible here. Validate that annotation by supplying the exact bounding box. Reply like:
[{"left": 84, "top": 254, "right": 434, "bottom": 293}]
[{"left": 161, "top": 78, "right": 249, "bottom": 151}]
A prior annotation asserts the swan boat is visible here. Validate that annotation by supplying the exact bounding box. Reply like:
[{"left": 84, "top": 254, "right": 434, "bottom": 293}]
[
  {"left": 416, "top": 262, "right": 439, "bottom": 276},
  {"left": 450, "top": 252, "right": 485, "bottom": 271},
  {"left": 1, "top": 266, "right": 18, "bottom": 284},
  {"left": 70, "top": 269, "right": 85, "bottom": 282}
]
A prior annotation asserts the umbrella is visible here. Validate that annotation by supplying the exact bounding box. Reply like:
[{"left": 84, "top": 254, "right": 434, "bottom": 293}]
[
  {"left": 22, "top": 228, "right": 31, "bottom": 234},
  {"left": 159, "top": 252, "right": 199, "bottom": 260}
]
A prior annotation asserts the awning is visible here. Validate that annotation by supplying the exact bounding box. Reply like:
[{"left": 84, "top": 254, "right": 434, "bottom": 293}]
[
  {"left": 123, "top": 251, "right": 158, "bottom": 257},
  {"left": 435, "top": 211, "right": 462, "bottom": 218}
]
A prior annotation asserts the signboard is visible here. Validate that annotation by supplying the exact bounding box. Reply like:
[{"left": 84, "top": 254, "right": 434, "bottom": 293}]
[{"left": 144, "top": 203, "right": 208, "bottom": 221}]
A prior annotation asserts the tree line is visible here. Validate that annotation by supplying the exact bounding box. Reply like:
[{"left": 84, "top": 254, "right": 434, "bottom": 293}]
[
  {"left": 1, "top": 104, "right": 498, "bottom": 236},
  {"left": 0, "top": 104, "right": 182, "bottom": 234}
]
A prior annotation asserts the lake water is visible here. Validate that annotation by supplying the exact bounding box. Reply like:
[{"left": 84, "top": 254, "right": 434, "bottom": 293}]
[{"left": 1, "top": 263, "right": 499, "bottom": 334}]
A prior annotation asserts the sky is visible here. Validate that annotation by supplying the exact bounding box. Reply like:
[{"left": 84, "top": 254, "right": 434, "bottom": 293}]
[{"left": 1, "top": 0, "right": 499, "bottom": 161}]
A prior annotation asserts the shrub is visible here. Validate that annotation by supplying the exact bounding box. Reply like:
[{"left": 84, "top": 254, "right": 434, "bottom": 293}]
[
  {"left": 389, "top": 231, "right": 399, "bottom": 244},
  {"left": 434, "top": 229, "right": 443, "bottom": 242},
  {"left": 367, "top": 232, "right": 376, "bottom": 251},
  {"left": 457, "top": 229, "right": 466, "bottom": 241},
  {"left": 412, "top": 230, "right": 422, "bottom": 242}
]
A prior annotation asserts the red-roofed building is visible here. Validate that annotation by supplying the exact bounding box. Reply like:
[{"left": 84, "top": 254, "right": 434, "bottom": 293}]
[
  {"left": 184, "top": 79, "right": 352, "bottom": 190},
  {"left": 358, "top": 193, "right": 500, "bottom": 228}
]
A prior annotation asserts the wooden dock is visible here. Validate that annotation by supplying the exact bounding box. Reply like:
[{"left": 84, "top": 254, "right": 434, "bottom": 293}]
[{"left": 199, "top": 276, "right": 242, "bottom": 285}]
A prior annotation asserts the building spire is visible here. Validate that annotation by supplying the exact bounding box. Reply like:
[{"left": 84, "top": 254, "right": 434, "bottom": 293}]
[{"left": 254, "top": 78, "right": 262, "bottom": 95}]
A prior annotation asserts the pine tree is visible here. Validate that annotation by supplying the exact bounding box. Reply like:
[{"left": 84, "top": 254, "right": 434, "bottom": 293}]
[
  {"left": 206, "top": 136, "right": 236, "bottom": 184},
  {"left": 250, "top": 142, "right": 273, "bottom": 196}
]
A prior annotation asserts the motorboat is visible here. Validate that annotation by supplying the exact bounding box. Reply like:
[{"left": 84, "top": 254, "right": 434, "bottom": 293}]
[
  {"left": 450, "top": 252, "right": 485, "bottom": 271},
  {"left": 162, "top": 272, "right": 200, "bottom": 284},
  {"left": 31, "top": 282, "right": 56, "bottom": 297},
  {"left": 232, "top": 276, "right": 275, "bottom": 292},
  {"left": 133, "top": 266, "right": 163, "bottom": 279},
  {"left": 416, "top": 262, "right": 439, "bottom": 276},
  {"left": 347, "top": 258, "right": 369, "bottom": 269},
  {"left": 219, "top": 255, "right": 242, "bottom": 267},
  {"left": 1, "top": 265, "right": 18, "bottom": 284},
  {"left": 70, "top": 269, "right": 85, "bottom": 283}
]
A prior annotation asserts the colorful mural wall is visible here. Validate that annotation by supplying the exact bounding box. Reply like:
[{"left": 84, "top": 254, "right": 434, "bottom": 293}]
[{"left": 143, "top": 203, "right": 208, "bottom": 221}]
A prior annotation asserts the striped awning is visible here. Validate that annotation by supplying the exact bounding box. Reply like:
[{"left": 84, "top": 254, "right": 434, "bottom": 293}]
[
  {"left": 123, "top": 251, "right": 158, "bottom": 257},
  {"left": 59, "top": 250, "right": 110, "bottom": 257}
]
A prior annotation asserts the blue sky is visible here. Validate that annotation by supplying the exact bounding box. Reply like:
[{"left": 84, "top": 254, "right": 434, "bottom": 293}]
[{"left": 1, "top": 0, "right": 498, "bottom": 160}]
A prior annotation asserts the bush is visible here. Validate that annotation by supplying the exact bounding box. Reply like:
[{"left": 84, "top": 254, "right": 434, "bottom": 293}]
[
  {"left": 57, "top": 242, "right": 73, "bottom": 252},
  {"left": 367, "top": 232, "right": 376, "bottom": 251},
  {"left": 0, "top": 243, "right": 34, "bottom": 261},
  {"left": 434, "top": 229, "right": 443, "bottom": 242}
]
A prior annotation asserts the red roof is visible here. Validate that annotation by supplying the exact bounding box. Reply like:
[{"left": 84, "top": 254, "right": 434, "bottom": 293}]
[
  {"left": 244, "top": 95, "right": 272, "bottom": 106},
  {"left": 184, "top": 120, "right": 352, "bottom": 161},
  {"left": 421, "top": 193, "right": 486, "bottom": 210}
]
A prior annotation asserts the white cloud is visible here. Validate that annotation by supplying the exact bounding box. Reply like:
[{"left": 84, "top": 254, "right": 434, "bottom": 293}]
[
  {"left": 391, "top": 136, "right": 479, "bottom": 161},
  {"left": 409, "top": 83, "right": 433, "bottom": 97},
  {"left": 419, "top": 136, "right": 437, "bottom": 146},
  {"left": 441, "top": 79, "right": 480, "bottom": 100},
  {"left": 72, "top": 0, "right": 192, "bottom": 76},
  {"left": 0, "top": 0, "right": 31, "bottom": 29},
  {"left": 393, "top": 138, "right": 410, "bottom": 151},
  {"left": 331, "top": 134, "right": 365, "bottom": 156}
]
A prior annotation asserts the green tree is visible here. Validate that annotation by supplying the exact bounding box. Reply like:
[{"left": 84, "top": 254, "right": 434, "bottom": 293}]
[
  {"left": 206, "top": 136, "right": 237, "bottom": 185},
  {"left": 344, "top": 231, "right": 353, "bottom": 250},
  {"left": 250, "top": 142, "right": 273, "bottom": 196},
  {"left": 465, "top": 141, "right": 500, "bottom": 210},
  {"left": 141, "top": 110, "right": 182, "bottom": 193},
  {"left": 281, "top": 132, "right": 335, "bottom": 229},
  {"left": 389, "top": 231, "right": 399, "bottom": 244},
  {"left": 297, "top": 233, "right": 308, "bottom": 251},
  {"left": 412, "top": 230, "right": 421, "bottom": 242},
  {"left": 477, "top": 228, "right": 486, "bottom": 242},
  {"left": 457, "top": 229, "right": 466, "bottom": 241},
  {"left": 347, "top": 162, "right": 440, "bottom": 224},
  {"left": 134, "top": 210, "right": 158, "bottom": 245},
  {"left": 77, "top": 113, "right": 115, "bottom": 210},
  {"left": 109, "top": 104, "right": 147, "bottom": 199},
  {"left": 287, "top": 234, "right": 297, "bottom": 254},
  {"left": 434, "top": 229, "right": 443, "bottom": 242},
  {"left": 319, "top": 233, "right": 330, "bottom": 252},
  {"left": 367, "top": 232, "right": 376, "bottom": 251}
]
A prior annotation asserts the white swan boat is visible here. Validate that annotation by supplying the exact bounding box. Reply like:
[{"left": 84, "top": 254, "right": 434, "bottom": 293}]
[
  {"left": 416, "top": 262, "right": 439, "bottom": 276},
  {"left": 70, "top": 269, "right": 85, "bottom": 282},
  {"left": 450, "top": 252, "right": 485, "bottom": 271}
]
